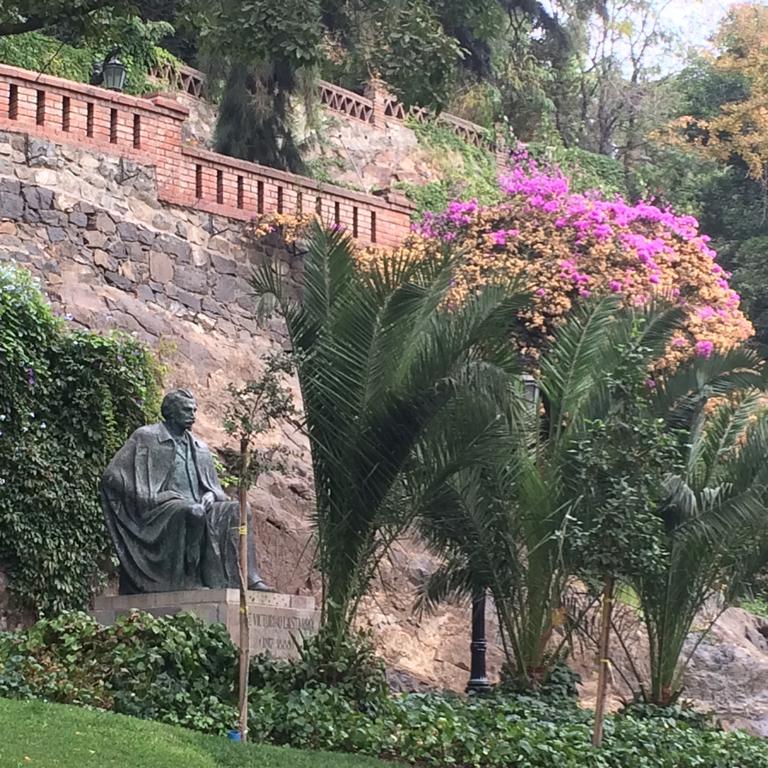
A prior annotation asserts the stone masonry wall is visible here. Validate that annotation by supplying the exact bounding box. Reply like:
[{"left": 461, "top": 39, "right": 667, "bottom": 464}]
[{"left": 0, "top": 134, "right": 303, "bottom": 340}]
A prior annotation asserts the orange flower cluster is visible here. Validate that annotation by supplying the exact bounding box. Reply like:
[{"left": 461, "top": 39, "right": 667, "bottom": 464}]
[{"left": 249, "top": 212, "right": 317, "bottom": 244}]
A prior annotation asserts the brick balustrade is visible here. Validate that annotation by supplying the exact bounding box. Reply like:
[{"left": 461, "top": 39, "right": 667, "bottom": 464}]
[
  {"left": 149, "top": 61, "right": 205, "bottom": 99},
  {"left": 318, "top": 81, "right": 373, "bottom": 123},
  {"left": 0, "top": 63, "right": 413, "bottom": 247},
  {"left": 148, "top": 64, "right": 505, "bottom": 160}
]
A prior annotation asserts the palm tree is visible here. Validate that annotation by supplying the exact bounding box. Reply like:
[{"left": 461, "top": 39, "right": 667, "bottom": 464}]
[
  {"left": 251, "top": 223, "right": 528, "bottom": 644},
  {"left": 418, "top": 297, "right": 642, "bottom": 689},
  {"left": 634, "top": 352, "right": 768, "bottom": 705},
  {"left": 417, "top": 297, "right": 768, "bottom": 709}
]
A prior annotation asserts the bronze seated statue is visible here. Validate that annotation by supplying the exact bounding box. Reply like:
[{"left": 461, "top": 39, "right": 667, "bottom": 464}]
[{"left": 100, "top": 389, "right": 272, "bottom": 594}]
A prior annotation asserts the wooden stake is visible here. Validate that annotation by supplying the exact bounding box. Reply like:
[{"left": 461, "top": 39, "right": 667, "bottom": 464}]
[
  {"left": 592, "top": 575, "right": 615, "bottom": 748},
  {"left": 238, "top": 437, "right": 250, "bottom": 743}
]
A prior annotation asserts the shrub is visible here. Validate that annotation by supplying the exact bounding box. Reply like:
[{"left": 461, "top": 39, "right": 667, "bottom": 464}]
[
  {"left": 0, "top": 265, "right": 160, "bottom": 614},
  {"left": 250, "top": 629, "right": 388, "bottom": 709},
  {"left": 248, "top": 688, "right": 768, "bottom": 767},
  {"left": 0, "top": 611, "right": 238, "bottom": 734},
  {"left": 3, "top": 611, "right": 768, "bottom": 766}
]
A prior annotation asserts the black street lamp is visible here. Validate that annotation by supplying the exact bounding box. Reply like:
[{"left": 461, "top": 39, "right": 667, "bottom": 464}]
[
  {"left": 91, "top": 48, "right": 127, "bottom": 92},
  {"left": 466, "top": 586, "right": 491, "bottom": 693},
  {"left": 465, "top": 374, "right": 540, "bottom": 695}
]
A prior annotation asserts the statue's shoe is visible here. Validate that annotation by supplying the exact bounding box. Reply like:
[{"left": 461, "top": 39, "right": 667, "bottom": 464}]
[{"left": 248, "top": 579, "right": 276, "bottom": 592}]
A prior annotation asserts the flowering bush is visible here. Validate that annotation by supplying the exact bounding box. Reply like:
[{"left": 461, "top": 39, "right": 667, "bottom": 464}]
[{"left": 359, "top": 152, "right": 752, "bottom": 363}]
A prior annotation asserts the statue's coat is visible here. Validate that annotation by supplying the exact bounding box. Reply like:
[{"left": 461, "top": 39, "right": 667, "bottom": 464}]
[{"left": 101, "top": 422, "right": 253, "bottom": 593}]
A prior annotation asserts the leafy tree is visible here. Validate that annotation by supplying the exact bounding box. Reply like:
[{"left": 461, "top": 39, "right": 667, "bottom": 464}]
[
  {"left": 190, "top": 0, "right": 611, "bottom": 169},
  {"left": 222, "top": 353, "right": 296, "bottom": 742},
  {"left": 654, "top": 7, "right": 768, "bottom": 343},
  {"left": 667, "top": 4, "right": 768, "bottom": 191},
  {"left": 632, "top": 347, "right": 768, "bottom": 705},
  {"left": 418, "top": 300, "right": 676, "bottom": 694},
  {"left": 250, "top": 223, "right": 527, "bottom": 644},
  {"left": 0, "top": 1, "right": 132, "bottom": 37},
  {"left": 568, "top": 306, "right": 682, "bottom": 745}
]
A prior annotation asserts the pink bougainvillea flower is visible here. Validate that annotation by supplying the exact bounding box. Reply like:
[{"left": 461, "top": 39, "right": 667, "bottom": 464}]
[{"left": 367, "top": 144, "right": 753, "bottom": 366}]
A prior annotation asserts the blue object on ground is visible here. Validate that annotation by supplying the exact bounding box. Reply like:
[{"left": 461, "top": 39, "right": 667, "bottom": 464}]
[{"left": 227, "top": 730, "right": 241, "bottom": 741}]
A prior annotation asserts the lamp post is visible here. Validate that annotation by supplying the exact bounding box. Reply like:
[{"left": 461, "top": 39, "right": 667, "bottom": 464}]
[
  {"left": 466, "top": 586, "right": 491, "bottom": 693},
  {"left": 91, "top": 48, "right": 127, "bottom": 92},
  {"left": 465, "top": 373, "right": 540, "bottom": 694}
]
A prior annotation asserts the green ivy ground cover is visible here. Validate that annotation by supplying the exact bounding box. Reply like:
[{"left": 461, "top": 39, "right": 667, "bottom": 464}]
[
  {"left": 4, "top": 612, "right": 768, "bottom": 768},
  {"left": 0, "top": 698, "right": 390, "bottom": 768}
]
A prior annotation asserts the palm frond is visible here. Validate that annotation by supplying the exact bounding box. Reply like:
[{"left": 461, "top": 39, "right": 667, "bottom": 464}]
[{"left": 539, "top": 296, "right": 620, "bottom": 436}]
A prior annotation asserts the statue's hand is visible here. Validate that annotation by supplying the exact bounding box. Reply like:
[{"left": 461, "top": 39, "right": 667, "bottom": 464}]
[
  {"left": 189, "top": 503, "right": 206, "bottom": 521},
  {"left": 201, "top": 491, "right": 216, "bottom": 513}
]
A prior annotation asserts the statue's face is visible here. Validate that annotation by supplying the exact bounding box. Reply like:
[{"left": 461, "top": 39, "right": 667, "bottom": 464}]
[{"left": 169, "top": 398, "right": 197, "bottom": 431}]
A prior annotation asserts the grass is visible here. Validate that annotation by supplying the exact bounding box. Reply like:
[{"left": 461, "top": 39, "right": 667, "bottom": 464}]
[{"left": 0, "top": 698, "right": 391, "bottom": 768}]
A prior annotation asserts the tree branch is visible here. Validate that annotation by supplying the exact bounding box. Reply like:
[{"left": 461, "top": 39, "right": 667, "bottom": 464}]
[{"left": 0, "top": 0, "right": 117, "bottom": 37}]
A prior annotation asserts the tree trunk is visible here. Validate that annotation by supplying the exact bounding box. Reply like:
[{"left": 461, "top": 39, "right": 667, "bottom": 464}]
[
  {"left": 592, "top": 575, "right": 615, "bottom": 748},
  {"left": 238, "top": 437, "right": 251, "bottom": 742}
]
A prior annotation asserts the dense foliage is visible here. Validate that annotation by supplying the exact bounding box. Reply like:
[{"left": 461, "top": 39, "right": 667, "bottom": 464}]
[
  {"left": 3, "top": 611, "right": 768, "bottom": 767},
  {"left": 0, "top": 611, "right": 238, "bottom": 733},
  {"left": 0, "top": 22, "right": 178, "bottom": 94},
  {"left": 363, "top": 154, "right": 751, "bottom": 364},
  {"left": 0, "top": 265, "right": 159, "bottom": 613},
  {"left": 414, "top": 294, "right": 767, "bottom": 702},
  {"left": 396, "top": 119, "right": 501, "bottom": 214}
]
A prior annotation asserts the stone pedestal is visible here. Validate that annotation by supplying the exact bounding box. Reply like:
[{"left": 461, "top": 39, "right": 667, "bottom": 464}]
[{"left": 92, "top": 589, "right": 319, "bottom": 659}]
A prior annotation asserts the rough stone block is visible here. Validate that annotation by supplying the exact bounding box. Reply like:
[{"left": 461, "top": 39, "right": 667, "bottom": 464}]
[
  {"left": 22, "top": 185, "right": 54, "bottom": 211},
  {"left": 105, "top": 271, "right": 133, "bottom": 292},
  {"left": 171, "top": 285, "right": 202, "bottom": 312},
  {"left": 83, "top": 230, "right": 108, "bottom": 249},
  {"left": 40, "top": 210, "right": 67, "bottom": 226},
  {"left": 91, "top": 590, "right": 318, "bottom": 659},
  {"left": 0, "top": 180, "right": 23, "bottom": 220},
  {"left": 93, "top": 249, "right": 117, "bottom": 271},
  {"left": 211, "top": 252, "right": 237, "bottom": 275},
  {"left": 138, "top": 229, "right": 156, "bottom": 246},
  {"left": 47, "top": 226, "right": 68, "bottom": 243},
  {"left": 174, "top": 265, "right": 207, "bottom": 293},
  {"left": 214, "top": 274, "right": 237, "bottom": 302},
  {"left": 117, "top": 222, "right": 139, "bottom": 242},
  {"left": 33, "top": 169, "right": 58, "bottom": 187},
  {"left": 155, "top": 234, "right": 192, "bottom": 262},
  {"left": 149, "top": 250, "right": 174, "bottom": 283},
  {"left": 201, "top": 297, "right": 223, "bottom": 316},
  {"left": 90, "top": 212, "right": 116, "bottom": 235},
  {"left": 69, "top": 211, "right": 89, "bottom": 228},
  {"left": 27, "top": 138, "right": 60, "bottom": 168}
]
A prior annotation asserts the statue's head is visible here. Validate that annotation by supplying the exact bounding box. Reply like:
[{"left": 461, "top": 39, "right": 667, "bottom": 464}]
[{"left": 161, "top": 389, "right": 197, "bottom": 432}]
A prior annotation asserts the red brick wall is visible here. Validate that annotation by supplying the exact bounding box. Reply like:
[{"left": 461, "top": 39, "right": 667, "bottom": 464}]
[{"left": 0, "top": 64, "right": 413, "bottom": 248}]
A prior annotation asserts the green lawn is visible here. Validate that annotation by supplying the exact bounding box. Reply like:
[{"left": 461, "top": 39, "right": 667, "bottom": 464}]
[{"left": 0, "top": 698, "right": 392, "bottom": 768}]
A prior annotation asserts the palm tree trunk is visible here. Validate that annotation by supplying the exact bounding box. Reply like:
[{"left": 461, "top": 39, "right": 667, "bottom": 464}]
[
  {"left": 238, "top": 437, "right": 250, "bottom": 742},
  {"left": 592, "top": 575, "right": 615, "bottom": 748}
]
